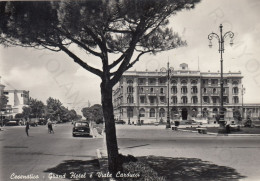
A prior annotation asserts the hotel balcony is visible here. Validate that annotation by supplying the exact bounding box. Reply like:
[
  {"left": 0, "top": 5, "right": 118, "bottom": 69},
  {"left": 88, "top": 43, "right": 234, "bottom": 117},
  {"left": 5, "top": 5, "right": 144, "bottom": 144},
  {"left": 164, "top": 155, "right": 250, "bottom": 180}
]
[
  {"left": 148, "top": 93, "right": 157, "bottom": 96},
  {"left": 139, "top": 93, "right": 146, "bottom": 96}
]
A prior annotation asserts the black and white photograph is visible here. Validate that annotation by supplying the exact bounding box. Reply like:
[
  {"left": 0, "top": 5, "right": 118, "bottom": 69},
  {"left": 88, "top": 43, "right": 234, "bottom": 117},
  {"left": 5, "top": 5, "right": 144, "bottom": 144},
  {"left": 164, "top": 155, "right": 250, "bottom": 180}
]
[{"left": 0, "top": 0, "right": 260, "bottom": 180}]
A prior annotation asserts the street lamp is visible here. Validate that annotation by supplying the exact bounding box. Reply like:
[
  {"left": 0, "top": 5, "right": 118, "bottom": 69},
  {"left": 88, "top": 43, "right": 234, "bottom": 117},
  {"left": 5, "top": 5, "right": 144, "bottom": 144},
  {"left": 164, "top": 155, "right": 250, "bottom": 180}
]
[
  {"left": 160, "top": 62, "right": 174, "bottom": 129},
  {"left": 208, "top": 24, "right": 234, "bottom": 129},
  {"left": 127, "top": 92, "right": 132, "bottom": 125},
  {"left": 242, "top": 85, "right": 246, "bottom": 119}
]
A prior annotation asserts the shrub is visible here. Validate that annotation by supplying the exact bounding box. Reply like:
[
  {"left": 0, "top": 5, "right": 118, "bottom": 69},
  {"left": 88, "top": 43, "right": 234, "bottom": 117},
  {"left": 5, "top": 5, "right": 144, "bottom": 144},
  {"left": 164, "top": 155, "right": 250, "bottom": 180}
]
[{"left": 120, "top": 161, "right": 166, "bottom": 181}]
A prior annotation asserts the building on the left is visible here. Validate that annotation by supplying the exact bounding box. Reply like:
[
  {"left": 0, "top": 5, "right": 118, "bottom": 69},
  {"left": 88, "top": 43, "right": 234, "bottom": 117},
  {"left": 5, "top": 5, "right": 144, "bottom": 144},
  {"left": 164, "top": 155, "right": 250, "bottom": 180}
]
[{"left": 0, "top": 76, "right": 29, "bottom": 118}]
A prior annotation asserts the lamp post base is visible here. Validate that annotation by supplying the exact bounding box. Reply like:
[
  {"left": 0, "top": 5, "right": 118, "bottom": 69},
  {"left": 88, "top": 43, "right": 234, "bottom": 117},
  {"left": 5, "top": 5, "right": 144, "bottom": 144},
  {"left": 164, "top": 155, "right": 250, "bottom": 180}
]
[{"left": 166, "top": 116, "right": 171, "bottom": 129}]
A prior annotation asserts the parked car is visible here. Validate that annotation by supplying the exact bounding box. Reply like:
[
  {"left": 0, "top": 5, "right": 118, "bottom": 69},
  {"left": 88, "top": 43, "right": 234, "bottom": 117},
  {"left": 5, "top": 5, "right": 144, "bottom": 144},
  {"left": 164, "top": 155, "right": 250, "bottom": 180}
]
[
  {"left": 38, "top": 118, "right": 47, "bottom": 125},
  {"left": 72, "top": 121, "right": 90, "bottom": 137},
  {"left": 115, "top": 120, "right": 126, "bottom": 124},
  {"left": 4, "top": 118, "right": 22, "bottom": 126}
]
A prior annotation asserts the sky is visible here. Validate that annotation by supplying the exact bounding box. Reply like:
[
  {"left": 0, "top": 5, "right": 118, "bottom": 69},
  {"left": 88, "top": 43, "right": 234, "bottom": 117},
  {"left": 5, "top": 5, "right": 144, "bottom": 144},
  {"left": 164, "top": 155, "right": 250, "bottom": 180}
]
[{"left": 1, "top": 0, "right": 260, "bottom": 114}]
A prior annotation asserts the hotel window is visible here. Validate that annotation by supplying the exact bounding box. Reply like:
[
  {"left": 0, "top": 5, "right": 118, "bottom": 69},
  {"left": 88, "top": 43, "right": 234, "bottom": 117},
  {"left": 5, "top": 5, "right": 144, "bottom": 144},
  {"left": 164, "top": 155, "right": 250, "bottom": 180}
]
[
  {"left": 223, "top": 97, "right": 229, "bottom": 103},
  {"left": 127, "top": 80, "right": 133, "bottom": 84},
  {"left": 232, "top": 80, "right": 239, "bottom": 85},
  {"left": 191, "top": 86, "right": 198, "bottom": 93},
  {"left": 203, "top": 88, "right": 207, "bottom": 93},
  {"left": 150, "top": 88, "right": 154, "bottom": 93},
  {"left": 140, "top": 96, "right": 145, "bottom": 103},
  {"left": 212, "top": 97, "right": 218, "bottom": 104},
  {"left": 127, "top": 95, "right": 134, "bottom": 103},
  {"left": 159, "top": 108, "right": 165, "bottom": 117},
  {"left": 191, "top": 80, "right": 197, "bottom": 84},
  {"left": 127, "top": 86, "right": 133, "bottom": 93},
  {"left": 171, "top": 79, "right": 177, "bottom": 85},
  {"left": 202, "top": 79, "right": 208, "bottom": 85},
  {"left": 172, "top": 96, "right": 177, "bottom": 104},
  {"left": 203, "top": 96, "right": 210, "bottom": 103},
  {"left": 223, "top": 79, "right": 228, "bottom": 85},
  {"left": 139, "top": 87, "right": 144, "bottom": 93},
  {"left": 160, "top": 96, "right": 165, "bottom": 103},
  {"left": 149, "top": 78, "right": 156, "bottom": 85},
  {"left": 160, "top": 88, "right": 164, "bottom": 94},
  {"left": 181, "top": 86, "right": 187, "bottom": 94},
  {"left": 150, "top": 108, "right": 155, "bottom": 117},
  {"left": 233, "top": 96, "right": 239, "bottom": 104},
  {"left": 181, "top": 96, "right": 188, "bottom": 104},
  {"left": 233, "top": 87, "right": 238, "bottom": 94},
  {"left": 159, "top": 78, "right": 166, "bottom": 85},
  {"left": 181, "top": 80, "right": 187, "bottom": 85},
  {"left": 139, "top": 108, "right": 145, "bottom": 117},
  {"left": 213, "top": 88, "right": 217, "bottom": 94},
  {"left": 150, "top": 97, "right": 155, "bottom": 104},
  {"left": 171, "top": 86, "right": 177, "bottom": 94},
  {"left": 191, "top": 96, "right": 198, "bottom": 104},
  {"left": 211, "top": 79, "right": 218, "bottom": 85},
  {"left": 138, "top": 78, "right": 145, "bottom": 85}
]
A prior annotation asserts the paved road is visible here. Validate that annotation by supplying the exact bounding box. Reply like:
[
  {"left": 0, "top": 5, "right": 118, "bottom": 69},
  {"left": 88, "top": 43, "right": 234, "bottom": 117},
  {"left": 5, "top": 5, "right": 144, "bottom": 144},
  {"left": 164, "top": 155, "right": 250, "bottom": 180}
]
[
  {"left": 0, "top": 123, "right": 103, "bottom": 181},
  {"left": 115, "top": 125, "right": 260, "bottom": 181},
  {"left": 1, "top": 124, "right": 260, "bottom": 181}
]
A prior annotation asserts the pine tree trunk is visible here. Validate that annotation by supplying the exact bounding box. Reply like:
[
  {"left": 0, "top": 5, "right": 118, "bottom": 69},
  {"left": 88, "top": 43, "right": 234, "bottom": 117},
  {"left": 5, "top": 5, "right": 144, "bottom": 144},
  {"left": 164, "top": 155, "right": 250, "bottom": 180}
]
[{"left": 100, "top": 81, "right": 119, "bottom": 177}]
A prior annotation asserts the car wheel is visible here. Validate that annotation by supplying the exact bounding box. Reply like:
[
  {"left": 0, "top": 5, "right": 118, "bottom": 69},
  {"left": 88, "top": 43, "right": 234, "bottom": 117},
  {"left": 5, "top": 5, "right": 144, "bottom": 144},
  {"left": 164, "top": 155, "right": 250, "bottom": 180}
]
[{"left": 72, "top": 133, "right": 76, "bottom": 137}]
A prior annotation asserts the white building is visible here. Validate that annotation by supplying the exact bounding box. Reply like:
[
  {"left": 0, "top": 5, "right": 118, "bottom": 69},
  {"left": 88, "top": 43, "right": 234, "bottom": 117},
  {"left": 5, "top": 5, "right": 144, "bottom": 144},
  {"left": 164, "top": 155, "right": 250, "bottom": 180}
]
[{"left": 3, "top": 89, "right": 29, "bottom": 117}]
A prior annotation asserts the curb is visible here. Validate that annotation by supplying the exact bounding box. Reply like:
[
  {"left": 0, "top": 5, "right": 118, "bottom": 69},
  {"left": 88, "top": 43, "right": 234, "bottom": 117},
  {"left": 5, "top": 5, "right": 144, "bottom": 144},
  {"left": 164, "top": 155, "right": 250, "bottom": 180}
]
[
  {"left": 96, "top": 149, "right": 109, "bottom": 173},
  {"left": 178, "top": 128, "right": 260, "bottom": 136}
]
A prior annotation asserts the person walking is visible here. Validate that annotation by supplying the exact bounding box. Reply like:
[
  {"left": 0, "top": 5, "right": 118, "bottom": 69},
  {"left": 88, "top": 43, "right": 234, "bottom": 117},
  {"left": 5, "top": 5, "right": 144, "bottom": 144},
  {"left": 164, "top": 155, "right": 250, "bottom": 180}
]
[
  {"left": 47, "top": 119, "right": 54, "bottom": 134},
  {"left": 25, "top": 120, "right": 30, "bottom": 136}
]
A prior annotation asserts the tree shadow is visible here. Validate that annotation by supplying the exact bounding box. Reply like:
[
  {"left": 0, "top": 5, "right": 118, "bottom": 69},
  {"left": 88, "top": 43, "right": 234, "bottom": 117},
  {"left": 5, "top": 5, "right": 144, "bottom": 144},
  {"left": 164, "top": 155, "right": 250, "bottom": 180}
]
[
  {"left": 44, "top": 156, "right": 246, "bottom": 181},
  {"left": 44, "top": 159, "right": 106, "bottom": 181},
  {"left": 139, "top": 156, "right": 246, "bottom": 181}
]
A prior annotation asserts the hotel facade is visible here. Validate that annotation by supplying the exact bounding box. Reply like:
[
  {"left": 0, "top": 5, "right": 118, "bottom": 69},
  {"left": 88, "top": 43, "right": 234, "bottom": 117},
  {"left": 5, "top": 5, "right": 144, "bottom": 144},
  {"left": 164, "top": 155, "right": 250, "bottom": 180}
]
[{"left": 113, "top": 63, "right": 260, "bottom": 124}]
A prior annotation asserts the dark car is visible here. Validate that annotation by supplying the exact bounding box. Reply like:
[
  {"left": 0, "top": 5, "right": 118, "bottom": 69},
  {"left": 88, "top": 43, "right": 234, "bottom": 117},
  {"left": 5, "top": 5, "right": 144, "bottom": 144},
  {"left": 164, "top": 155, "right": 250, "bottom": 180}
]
[
  {"left": 115, "top": 120, "right": 126, "bottom": 124},
  {"left": 72, "top": 122, "right": 90, "bottom": 137}
]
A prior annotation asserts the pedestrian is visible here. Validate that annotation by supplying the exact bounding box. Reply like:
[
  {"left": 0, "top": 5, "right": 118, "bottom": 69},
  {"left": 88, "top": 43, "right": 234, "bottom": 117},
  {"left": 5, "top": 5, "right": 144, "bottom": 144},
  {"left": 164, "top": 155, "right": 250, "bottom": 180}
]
[
  {"left": 50, "top": 122, "right": 54, "bottom": 134},
  {"left": 47, "top": 119, "right": 54, "bottom": 134},
  {"left": 25, "top": 120, "right": 29, "bottom": 136}
]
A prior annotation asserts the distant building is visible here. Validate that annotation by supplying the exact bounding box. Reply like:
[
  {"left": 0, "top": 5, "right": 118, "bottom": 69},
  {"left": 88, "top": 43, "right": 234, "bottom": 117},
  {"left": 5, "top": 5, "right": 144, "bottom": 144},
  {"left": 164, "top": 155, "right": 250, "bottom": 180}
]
[
  {"left": 3, "top": 90, "right": 29, "bottom": 117},
  {"left": 113, "top": 63, "right": 260, "bottom": 124}
]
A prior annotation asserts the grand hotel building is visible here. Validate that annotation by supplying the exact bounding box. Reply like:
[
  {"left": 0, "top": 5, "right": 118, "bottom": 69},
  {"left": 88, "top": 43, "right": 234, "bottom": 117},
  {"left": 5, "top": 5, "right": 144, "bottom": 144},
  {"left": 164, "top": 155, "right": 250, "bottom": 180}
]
[{"left": 113, "top": 63, "right": 260, "bottom": 124}]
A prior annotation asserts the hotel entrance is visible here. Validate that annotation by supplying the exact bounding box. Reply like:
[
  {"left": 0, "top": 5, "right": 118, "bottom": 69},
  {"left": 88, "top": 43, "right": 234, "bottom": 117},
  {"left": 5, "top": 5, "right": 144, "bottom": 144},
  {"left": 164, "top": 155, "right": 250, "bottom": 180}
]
[{"left": 181, "top": 108, "right": 188, "bottom": 120}]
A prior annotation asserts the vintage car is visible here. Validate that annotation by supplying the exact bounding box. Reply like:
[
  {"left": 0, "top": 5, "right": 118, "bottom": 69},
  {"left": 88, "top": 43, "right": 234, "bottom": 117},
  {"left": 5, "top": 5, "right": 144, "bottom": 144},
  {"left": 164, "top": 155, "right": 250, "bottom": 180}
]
[{"left": 72, "top": 121, "right": 90, "bottom": 137}]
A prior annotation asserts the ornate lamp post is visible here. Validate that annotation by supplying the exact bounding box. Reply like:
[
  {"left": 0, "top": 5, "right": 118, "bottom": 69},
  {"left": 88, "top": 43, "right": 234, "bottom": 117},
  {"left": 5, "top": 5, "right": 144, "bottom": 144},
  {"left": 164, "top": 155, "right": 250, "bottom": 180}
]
[
  {"left": 127, "top": 91, "right": 132, "bottom": 125},
  {"left": 208, "top": 24, "right": 234, "bottom": 129},
  {"left": 160, "top": 62, "right": 174, "bottom": 128}
]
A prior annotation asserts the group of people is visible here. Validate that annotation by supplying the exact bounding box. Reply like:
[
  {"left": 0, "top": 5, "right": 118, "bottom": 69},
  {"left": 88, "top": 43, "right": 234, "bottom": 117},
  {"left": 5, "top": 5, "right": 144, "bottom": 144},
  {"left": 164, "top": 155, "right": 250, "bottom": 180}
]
[{"left": 25, "top": 118, "right": 54, "bottom": 136}]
